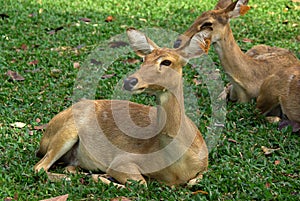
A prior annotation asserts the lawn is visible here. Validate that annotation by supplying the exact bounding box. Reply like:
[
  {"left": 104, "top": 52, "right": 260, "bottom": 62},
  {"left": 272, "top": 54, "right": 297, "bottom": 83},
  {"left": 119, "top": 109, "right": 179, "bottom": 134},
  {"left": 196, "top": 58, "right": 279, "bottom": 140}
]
[{"left": 1, "top": 0, "right": 299, "bottom": 200}]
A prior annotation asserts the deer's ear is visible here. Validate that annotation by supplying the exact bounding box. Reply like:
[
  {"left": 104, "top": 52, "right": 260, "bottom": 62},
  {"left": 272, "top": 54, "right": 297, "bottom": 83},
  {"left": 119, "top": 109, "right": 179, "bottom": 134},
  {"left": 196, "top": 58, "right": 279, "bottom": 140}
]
[
  {"left": 214, "top": 0, "right": 234, "bottom": 10},
  {"left": 126, "top": 28, "right": 159, "bottom": 58},
  {"left": 225, "top": 0, "right": 250, "bottom": 18},
  {"left": 177, "top": 30, "right": 211, "bottom": 60}
]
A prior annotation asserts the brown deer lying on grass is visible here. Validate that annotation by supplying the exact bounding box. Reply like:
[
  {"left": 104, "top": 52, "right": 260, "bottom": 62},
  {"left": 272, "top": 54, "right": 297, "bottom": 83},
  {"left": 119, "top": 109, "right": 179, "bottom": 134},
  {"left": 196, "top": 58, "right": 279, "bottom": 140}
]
[
  {"left": 34, "top": 28, "right": 208, "bottom": 186},
  {"left": 257, "top": 65, "right": 300, "bottom": 132},
  {"left": 174, "top": 0, "right": 300, "bottom": 103}
]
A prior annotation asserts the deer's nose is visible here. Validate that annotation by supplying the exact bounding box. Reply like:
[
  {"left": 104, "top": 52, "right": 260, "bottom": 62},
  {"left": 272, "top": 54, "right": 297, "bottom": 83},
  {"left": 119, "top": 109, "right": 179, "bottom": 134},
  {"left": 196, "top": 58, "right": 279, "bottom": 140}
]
[
  {"left": 123, "top": 77, "right": 138, "bottom": 91},
  {"left": 173, "top": 39, "right": 182, "bottom": 48}
]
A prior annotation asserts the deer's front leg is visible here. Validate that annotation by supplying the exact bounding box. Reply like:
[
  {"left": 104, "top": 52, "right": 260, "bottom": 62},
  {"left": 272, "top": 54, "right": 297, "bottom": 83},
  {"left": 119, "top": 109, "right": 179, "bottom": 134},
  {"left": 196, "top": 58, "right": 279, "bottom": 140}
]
[
  {"left": 230, "top": 84, "right": 251, "bottom": 103},
  {"left": 107, "top": 157, "right": 147, "bottom": 185}
]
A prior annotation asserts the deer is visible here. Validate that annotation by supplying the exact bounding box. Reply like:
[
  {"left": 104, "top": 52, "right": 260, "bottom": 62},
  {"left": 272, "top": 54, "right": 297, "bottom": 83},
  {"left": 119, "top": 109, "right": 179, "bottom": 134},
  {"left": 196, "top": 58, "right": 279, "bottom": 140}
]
[
  {"left": 34, "top": 28, "right": 209, "bottom": 187},
  {"left": 257, "top": 65, "right": 300, "bottom": 132},
  {"left": 173, "top": 0, "right": 300, "bottom": 103}
]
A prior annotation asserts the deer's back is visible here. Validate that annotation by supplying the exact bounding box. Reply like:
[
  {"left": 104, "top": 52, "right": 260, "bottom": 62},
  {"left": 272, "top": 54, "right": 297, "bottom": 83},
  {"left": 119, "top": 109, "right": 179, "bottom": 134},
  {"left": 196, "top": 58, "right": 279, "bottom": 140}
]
[
  {"left": 246, "top": 45, "right": 299, "bottom": 71},
  {"left": 279, "top": 66, "right": 300, "bottom": 122}
]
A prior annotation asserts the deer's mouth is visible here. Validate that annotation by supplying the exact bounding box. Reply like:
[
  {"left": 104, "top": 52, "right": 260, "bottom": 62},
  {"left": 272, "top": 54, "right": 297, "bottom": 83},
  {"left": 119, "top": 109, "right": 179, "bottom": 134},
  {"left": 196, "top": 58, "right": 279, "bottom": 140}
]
[{"left": 131, "top": 87, "right": 146, "bottom": 94}]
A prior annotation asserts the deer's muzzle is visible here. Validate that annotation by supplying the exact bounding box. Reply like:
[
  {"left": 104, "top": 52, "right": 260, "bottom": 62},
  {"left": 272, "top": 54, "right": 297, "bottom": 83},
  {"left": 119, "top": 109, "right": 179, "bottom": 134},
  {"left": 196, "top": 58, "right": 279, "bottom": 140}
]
[{"left": 123, "top": 77, "right": 138, "bottom": 91}]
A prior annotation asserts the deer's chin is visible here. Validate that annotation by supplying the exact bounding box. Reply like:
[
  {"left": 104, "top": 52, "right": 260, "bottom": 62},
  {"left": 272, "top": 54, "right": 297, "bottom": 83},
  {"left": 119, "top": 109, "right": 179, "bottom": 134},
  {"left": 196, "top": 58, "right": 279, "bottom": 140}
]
[{"left": 131, "top": 87, "right": 146, "bottom": 94}]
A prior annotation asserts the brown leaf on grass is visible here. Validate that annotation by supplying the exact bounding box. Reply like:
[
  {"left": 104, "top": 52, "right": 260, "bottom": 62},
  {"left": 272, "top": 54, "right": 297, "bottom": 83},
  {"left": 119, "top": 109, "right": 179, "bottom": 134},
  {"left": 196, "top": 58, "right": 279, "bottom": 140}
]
[
  {"left": 110, "top": 197, "right": 132, "bottom": 201},
  {"left": 48, "top": 26, "right": 64, "bottom": 35},
  {"left": 123, "top": 58, "right": 140, "bottom": 64},
  {"left": 242, "top": 38, "right": 253, "bottom": 43},
  {"left": 192, "top": 78, "right": 202, "bottom": 86},
  {"left": 73, "top": 62, "right": 80, "bottom": 69},
  {"left": 6, "top": 70, "right": 25, "bottom": 81},
  {"left": 261, "top": 146, "right": 280, "bottom": 155},
  {"left": 21, "top": 44, "right": 28, "bottom": 51},
  {"left": 109, "top": 41, "right": 129, "bottom": 48},
  {"left": 101, "top": 73, "right": 116, "bottom": 79},
  {"left": 228, "top": 138, "right": 238, "bottom": 143},
  {"left": 34, "top": 124, "right": 48, "bottom": 130},
  {"left": 191, "top": 190, "right": 209, "bottom": 195},
  {"left": 10, "top": 122, "right": 26, "bottom": 128},
  {"left": 40, "top": 194, "right": 69, "bottom": 201},
  {"left": 274, "top": 160, "right": 280, "bottom": 165},
  {"left": 105, "top": 16, "right": 114, "bottom": 22},
  {"left": 28, "top": 60, "right": 39, "bottom": 65},
  {"left": 11, "top": 59, "right": 17, "bottom": 63},
  {"left": 50, "top": 68, "right": 62, "bottom": 77},
  {"left": 36, "top": 118, "right": 41, "bottom": 123},
  {"left": 265, "top": 182, "right": 270, "bottom": 188},
  {"left": 80, "top": 17, "right": 91, "bottom": 22}
]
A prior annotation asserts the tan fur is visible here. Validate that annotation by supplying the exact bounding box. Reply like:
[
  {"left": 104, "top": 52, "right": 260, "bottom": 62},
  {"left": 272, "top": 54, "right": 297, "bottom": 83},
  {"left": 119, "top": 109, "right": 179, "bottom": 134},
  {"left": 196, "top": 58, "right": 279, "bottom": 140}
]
[
  {"left": 175, "top": 0, "right": 300, "bottom": 102},
  {"left": 257, "top": 65, "right": 300, "bottom": 124},
  {"left": 34, "top": 28, "right": 208, "bottom": 186}
]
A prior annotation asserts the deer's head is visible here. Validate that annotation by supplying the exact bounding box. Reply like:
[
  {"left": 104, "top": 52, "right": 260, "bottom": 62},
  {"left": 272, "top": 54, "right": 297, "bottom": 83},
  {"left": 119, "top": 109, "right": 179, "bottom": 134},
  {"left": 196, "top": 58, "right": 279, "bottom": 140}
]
[
  {"left": 124, "top": 28, "right": 206, "bottom": 94},
  {"left": 173, "top": 0, "right": 250, "bottom": 49}
]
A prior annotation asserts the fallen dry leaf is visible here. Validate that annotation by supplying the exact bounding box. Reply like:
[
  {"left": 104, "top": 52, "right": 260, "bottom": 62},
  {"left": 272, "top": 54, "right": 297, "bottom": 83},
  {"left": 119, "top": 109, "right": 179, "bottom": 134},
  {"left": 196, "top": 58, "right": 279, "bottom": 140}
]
[
  {"left": 274, "top": 160, "right": 280, "bottom": 165},
  {"left": 192, "top": 78, "right": 202, "bottom": 86},
  {"left": 36, "top": 118, "right": 41, "bottom": 123},
  {"left": 123, "top": 58, "right": 140, "bottom": 64},
  {"left": 261, "top": 146, "right": 280, "bottom": 155},
  {"left": 10, "top": 122, "right": 26, "bottom": 128},
  {"left": 73, "top": 62, "right": 80, "bottom": 69},
  {"left": 40, "top": 194, "right": 69, "bottom": 201},
  {"left": 101, "top": 73, "right": 116, "bottom": 79},
  {"left": 110, "top": 197, "right": 132, "bottom": 201},
  {"left": 265, "top": 182, "right": 270, "bottom": 188},
  {"left": 50, "top": 68, "right": 62, "bottom": 77},
  {"left": 6, "top": 70, "right": 25, "bottom": 81},
  {"left": 228, "top": 138, "right": 238, "bottom": 143},
  {"left": 21, "top": 44, "right": 27, "bottom": 51},
  {"left": 28, "top": 60, "right": 39, "bottom": 65},
  {"left": 47, "top": 26, "right": 64, "bottom": 35},
  {"left": 34, "top": 124, "right": 47, "bottom": 130},
  {"left": 80, "top": 17, "right": 91, "bottom": 22},
  {"left": 191, "top": 190, "right": 209, "bottom": 195},
  {"left": 139, "top": 18, "right": 147, "bottom": 22},
  {"left": 105, "top": 16, "right": 114, "bottom": 22},
  {"left": 242, "top": 38, "right": 253, "bottom": 43},
  {"left": 109, "top": 41, "right": 129, "bottom": 48}
]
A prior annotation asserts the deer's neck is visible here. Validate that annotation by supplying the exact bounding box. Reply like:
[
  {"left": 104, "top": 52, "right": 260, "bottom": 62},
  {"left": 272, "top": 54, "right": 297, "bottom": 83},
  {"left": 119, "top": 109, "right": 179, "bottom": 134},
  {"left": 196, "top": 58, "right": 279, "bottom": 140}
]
[
  {"left": 213, "top": 25, "right": 256, "bottom": 75},
  {"left": 157, "top": 84, "right": 186, "bottom": 138}
]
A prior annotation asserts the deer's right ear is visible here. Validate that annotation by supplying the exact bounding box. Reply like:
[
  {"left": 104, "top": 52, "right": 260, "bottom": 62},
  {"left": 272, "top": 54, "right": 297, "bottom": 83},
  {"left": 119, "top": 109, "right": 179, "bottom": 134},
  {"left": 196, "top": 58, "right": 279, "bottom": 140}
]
[
  {"left": 214, "top": 0, "right": 234, "bottom": 10},
  {"left": 177, "top": 30, "right": 211, "bottom": 60},
  {"left": 225, "top": 0, "right": 250, "bottom": 18},
  {"left": 126, "top": 28, "right": 159, "bottom": 58}
]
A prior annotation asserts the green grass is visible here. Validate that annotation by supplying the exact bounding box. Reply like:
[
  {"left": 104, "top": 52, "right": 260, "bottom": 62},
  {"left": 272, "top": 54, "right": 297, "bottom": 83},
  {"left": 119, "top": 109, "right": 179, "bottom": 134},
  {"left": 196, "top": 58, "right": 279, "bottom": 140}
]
[{"left": 1, "top": 0, "right": 299, "bottom": 200}]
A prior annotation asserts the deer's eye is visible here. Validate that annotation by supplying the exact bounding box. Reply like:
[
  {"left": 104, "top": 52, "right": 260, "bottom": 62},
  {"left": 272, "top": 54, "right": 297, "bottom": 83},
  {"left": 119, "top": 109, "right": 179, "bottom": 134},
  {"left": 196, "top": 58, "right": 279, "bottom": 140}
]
[
  {"left": 160, "top": 60, "right": 172, "bottom": 66},
  {"left": 200, "top": 22, "right": 213, "bottom": 30}
]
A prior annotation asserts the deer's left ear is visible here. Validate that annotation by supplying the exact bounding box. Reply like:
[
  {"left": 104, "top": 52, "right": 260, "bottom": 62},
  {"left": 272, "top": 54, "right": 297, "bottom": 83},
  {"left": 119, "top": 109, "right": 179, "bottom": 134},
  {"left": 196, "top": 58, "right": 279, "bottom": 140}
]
[
  {"left": 126, "top": 28, "right": 159, "bottom": 58},
  {"left": 225, "top": 0, "right": 250, "bottom": 18},
  {"left": 177, "top": 30, "right": 211, "bottom": 60}
]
